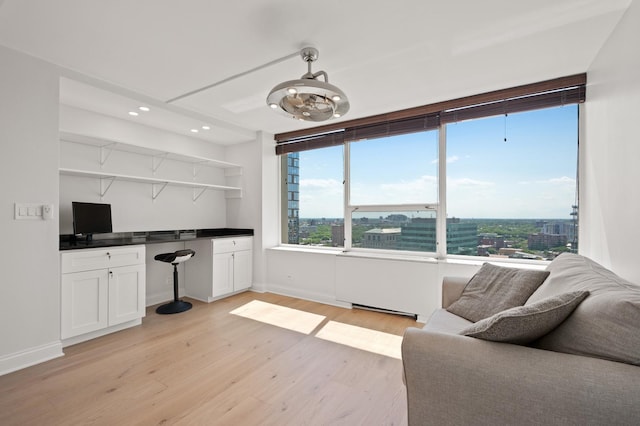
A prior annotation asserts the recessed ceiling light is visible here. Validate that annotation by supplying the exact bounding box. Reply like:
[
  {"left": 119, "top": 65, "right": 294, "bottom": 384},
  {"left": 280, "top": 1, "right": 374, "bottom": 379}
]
[
  {"left": 128, "top": 111, "right": 139, "bottom": 116},
  {"left": 190, "top": 129, "right": 199, "bottom": 133},
  {"left": 202, "top": 125, "right": 210, "bottom": 130},
  {"left": 138, "top": 106, "right": 150, "bottom": 112}
]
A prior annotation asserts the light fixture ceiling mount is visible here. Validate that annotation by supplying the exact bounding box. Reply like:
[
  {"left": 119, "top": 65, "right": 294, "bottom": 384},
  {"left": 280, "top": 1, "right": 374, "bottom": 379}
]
[{"left": 267, "top": 47, "right": 349, "bottom": 122}]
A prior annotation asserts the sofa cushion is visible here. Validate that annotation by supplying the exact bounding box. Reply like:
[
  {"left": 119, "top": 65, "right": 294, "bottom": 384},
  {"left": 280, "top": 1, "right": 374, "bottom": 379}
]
[
  {"left": 460, "top": 291, "right": 589, "bottom": 344},
  {"left": 446, "top": 263, "right": 550, "bottom": 322},
  {"left": 527, "top": 253, "right": 640, "bottom": 366},
  {"left": 423, "top": 308, "right": 473, "bottom": 334}
]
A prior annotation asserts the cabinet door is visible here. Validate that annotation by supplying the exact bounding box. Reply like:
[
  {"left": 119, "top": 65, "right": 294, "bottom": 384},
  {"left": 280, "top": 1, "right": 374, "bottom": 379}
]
[
  {"left": 108, "top": 264, "right": 146, "bottom": 326},
  {"left": 212, "top": 252, "right": 234, "bottom": 298},
  {"left": 61, "top": 269, "right": 109, "bottom": 339},
  {"left": 233, "top": 250, "right": 253, "bottom": 291}
]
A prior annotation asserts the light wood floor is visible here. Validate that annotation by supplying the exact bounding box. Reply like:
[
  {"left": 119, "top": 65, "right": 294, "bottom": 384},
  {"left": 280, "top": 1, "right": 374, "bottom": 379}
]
[{"left": 1, "top": 292, "right": 419, "bottom": 425}]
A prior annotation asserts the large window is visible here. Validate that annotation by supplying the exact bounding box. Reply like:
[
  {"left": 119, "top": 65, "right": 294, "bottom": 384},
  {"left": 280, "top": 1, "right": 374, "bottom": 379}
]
[
  {"left": 282, "top": 145, "right": 344, "bottom": 247},
  {"left": 348, "top": 131, "right": 439, "bottom": 252},
  {"left": 446, "top": 106, "right": 579, "bottom": 258},
  {"left": 278, "top": 75, "right": 583, "bottom": 260}
]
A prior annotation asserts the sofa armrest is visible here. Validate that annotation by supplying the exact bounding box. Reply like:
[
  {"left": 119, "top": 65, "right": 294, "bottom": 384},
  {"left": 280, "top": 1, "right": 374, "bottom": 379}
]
[
  {"left": 441, "top": 276, "right": 469, "bottom": 308},
  {"left": 401, "top": 328, "right": 640, "bottom": 426}
]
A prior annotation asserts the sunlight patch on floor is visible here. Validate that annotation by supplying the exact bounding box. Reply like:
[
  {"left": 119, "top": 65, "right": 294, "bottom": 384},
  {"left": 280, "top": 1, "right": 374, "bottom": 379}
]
[
  {"left": 315, "top": 320, "right": 403, "bottom": 360},
  {"left": 230, "top": 300, "right": 326, "bottom": 335}
]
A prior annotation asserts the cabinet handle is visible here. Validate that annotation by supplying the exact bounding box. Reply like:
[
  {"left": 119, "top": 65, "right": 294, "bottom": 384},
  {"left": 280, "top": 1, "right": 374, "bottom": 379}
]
[{"left": 107, "top": 252, "right": 111, "bottom": 259}]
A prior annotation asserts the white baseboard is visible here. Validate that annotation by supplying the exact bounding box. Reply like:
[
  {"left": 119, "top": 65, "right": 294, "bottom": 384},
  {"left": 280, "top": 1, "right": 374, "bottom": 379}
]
[
  {"left": 0, "top": 341, "right": 64, "bottom": 376},
  {"left": 265, "top": 283, "right": 351, "bottom": 309},
  {"left": 146, "top": 289, "right": 179, "bottom": 307}
]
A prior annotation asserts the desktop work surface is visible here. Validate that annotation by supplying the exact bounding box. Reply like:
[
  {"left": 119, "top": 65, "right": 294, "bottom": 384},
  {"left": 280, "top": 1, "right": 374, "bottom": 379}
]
[{"left": 59, "top": 228, "right": 254, "bottom": 250}]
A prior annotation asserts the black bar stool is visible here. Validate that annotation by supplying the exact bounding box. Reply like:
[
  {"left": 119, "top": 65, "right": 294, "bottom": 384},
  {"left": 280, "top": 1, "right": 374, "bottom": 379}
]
[{"left": 154, "top": 249, "right": 195, "bottom": 314}]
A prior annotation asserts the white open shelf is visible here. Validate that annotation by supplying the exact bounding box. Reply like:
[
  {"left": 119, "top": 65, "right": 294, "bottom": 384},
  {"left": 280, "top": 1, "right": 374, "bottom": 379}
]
[
  {"left": 59, "top": 131, "right": 242, "bottom": 170},
  {"left": 60, "top": 168, "right": 242, "bottom": 200},
  {"left": 59, "top": 132, "right": 243, "bottom": 201}
]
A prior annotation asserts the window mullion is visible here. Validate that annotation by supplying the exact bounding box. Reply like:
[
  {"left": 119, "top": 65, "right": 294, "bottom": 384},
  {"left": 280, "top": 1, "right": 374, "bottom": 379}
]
[
  {"left": 437, "top": 124, "right": 447, "bottom": 259},
  {"left": 343, "top": 142, "right": 352, "bottom": 250}
]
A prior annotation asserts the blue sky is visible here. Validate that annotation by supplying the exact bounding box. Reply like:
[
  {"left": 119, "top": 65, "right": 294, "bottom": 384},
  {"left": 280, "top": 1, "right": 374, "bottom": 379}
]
[{"left": 298, "top": 105, "right": 578, "bottom": 219}]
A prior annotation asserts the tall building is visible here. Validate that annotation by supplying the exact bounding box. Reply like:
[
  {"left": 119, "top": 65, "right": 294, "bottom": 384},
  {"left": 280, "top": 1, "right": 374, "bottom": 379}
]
[
  {"left": 331, "top": 224, "right": 345, "bottom": 247},
  {"left": 542, "top": 221, "right": 576, "bottom": 243},
  {"left": 447, "top": 218, "right": 479, "bottom": 255},
  {"left": 286, "top": 153, "right": 300, "bottom": 244},
  {"left": 394, "top": 218, "right": 478, "bottom": 253}
]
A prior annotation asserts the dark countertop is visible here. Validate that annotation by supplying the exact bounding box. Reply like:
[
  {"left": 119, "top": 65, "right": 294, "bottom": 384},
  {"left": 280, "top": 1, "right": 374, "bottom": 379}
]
[{"left": 59, "top": 228, "right": 254, "bottom": 250}]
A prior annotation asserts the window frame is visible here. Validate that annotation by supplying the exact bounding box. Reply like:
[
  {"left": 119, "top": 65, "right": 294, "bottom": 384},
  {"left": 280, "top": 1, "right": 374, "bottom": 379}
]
[{"left": 277, "top": 74, "right": 584, "bottom": 261}]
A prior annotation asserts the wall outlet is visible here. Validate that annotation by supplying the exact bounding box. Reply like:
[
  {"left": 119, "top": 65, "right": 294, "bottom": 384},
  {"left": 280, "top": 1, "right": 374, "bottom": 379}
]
[{"left": 42, "top": 204, "right": 54, "bottom": 220}]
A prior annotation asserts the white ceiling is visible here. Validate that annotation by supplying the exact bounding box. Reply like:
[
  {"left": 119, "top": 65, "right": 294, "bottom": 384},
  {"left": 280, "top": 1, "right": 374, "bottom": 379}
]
[{"left": 0, "top": 0, "right": 633, "bottom": 146}]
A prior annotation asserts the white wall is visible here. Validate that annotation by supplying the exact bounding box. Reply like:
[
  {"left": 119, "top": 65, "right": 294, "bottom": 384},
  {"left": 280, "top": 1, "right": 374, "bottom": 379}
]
[
  {"left": 0, "top": 46, "right": 63, "bottom": 374},
  {"left": 226, "top": 131, "right": 279, "bottom": 293},
  {"left": 582, "top": 0, "right": 640, "bottom": 284}
]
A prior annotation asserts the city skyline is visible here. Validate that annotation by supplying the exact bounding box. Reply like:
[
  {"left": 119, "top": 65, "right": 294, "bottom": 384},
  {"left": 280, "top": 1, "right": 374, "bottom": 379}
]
[{"left": 298, "top": 105, "right": 578, "bottom": 219}]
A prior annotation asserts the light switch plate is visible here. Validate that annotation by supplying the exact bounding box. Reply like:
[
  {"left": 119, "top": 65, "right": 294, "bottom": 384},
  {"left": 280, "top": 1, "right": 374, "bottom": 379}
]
[{"left": 14, "top": 202, "right": 53, "bottom": 220}]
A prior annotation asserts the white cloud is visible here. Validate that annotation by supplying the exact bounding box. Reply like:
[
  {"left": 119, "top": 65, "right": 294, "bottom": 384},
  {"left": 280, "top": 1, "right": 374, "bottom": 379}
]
[
  {"left": 300, "top": 178, "right": 342, "bottom": 188},
  {"left": 519, "top": 176, "right": 576, "bottom": 185},
  {"left": 431, "top": 155, "right": 460, "bottom": 164},
  {"left": 448, "top": 177, "right": 494, "bottom": 188}
]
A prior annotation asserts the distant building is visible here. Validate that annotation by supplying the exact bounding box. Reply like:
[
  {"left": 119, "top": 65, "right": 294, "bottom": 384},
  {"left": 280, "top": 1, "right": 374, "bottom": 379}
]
[
  {"left": 542, "top": 221, "right": 576, "bottom": 244},
  {"left": 362, "top": 228, "right": 401, "bottom": 249},
  {"left": 447, "top": 218, "right": 479, "bottom": 255},
  {"left": 478, "top": 233, "right": 505, "bottom": 249},
  {"left": 285, "top": 153, "right": 299, "bottom": 244},
  {"left": 394, "top": 217, "right": 478, "bottom": 253},
  {"left": 331, "top": 224, "right": 344, "bottom": 247},
  {"left": 528, "top": 233, "right": 568, "bottom": 250}
]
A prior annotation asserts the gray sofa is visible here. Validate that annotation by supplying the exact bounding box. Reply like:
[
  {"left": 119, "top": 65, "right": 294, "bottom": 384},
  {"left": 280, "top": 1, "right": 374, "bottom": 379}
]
[{"left": 401, "top": 253, "right": 640, "bottom": 425}]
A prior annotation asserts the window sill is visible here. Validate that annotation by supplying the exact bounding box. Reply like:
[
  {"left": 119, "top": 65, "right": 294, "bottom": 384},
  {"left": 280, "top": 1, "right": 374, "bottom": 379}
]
[{"left": 269, "top": 245, "right": 550, "bottom": 269}]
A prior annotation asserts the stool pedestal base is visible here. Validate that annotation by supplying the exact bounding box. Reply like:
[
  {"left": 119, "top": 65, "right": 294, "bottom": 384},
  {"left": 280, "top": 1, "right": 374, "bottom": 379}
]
[{"left": 155, "top": 300, "right": 192, "bottom": 315}]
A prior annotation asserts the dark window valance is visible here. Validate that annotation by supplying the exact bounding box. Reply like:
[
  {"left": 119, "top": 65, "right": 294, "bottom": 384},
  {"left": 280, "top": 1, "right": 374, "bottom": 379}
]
[{"left": 275, "top": 73, "right": 586, "bottom": 154}]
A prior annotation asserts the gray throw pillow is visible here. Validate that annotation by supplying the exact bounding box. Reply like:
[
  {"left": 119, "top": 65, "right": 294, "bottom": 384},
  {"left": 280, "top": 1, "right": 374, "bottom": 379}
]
[
  {"left": 460, "top": 291, "right": 590, "bottom": 344},
  {"left": 447, "top": 263, "right": 550, "bottom": 322}
]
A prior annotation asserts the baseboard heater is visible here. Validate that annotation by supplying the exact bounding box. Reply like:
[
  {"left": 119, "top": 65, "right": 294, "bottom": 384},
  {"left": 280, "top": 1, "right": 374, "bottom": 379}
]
[{"left": 352, "top": 303, "right": 418, "bottom": 320}]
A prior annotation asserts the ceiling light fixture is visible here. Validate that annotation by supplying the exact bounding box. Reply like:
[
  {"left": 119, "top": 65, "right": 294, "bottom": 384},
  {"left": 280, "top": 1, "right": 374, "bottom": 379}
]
[
  {"left": 138, "top": 106, "right": 150, "bottom": 112},
  {"left": 266, "top": 47, "right": 349, "bottom": 122},
  {"left": 128, "top": 111, "right": 139, "bottom": 116}
]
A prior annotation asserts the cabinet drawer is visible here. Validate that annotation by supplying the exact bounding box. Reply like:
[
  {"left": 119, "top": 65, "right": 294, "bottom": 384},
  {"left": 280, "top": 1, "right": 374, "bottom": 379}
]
[
  {"left": 61, "top": 245, "right": 145, "bottom": 273},
  {"left": 213, "top": 237, "right": 252, "bottom": 254}
]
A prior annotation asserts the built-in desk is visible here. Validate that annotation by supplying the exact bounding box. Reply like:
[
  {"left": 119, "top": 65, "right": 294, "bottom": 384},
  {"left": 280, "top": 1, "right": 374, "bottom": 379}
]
[{"left": 59, "top": 228, "right": 254, "bottom": 346}]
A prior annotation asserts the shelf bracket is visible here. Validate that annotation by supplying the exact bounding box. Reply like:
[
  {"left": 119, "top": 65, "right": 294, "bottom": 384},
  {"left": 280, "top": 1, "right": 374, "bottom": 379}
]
[
  {"left": 152, "top": 182, "right": 169, "bottom": 200},
  {"left": 100, "top": 176, "right": 116, "bottom": 198},
  {"left": 193, "top": 187, "right": 207, "bottom": 202},
  {"left": 100, "top": 143, "right": 117, "bottom": 168},
  {"left": 152, "top": 153, "right": 169, "bottom": 175}
]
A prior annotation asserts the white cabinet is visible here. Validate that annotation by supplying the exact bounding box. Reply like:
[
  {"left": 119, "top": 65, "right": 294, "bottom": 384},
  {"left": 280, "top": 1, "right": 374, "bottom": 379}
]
[
  {"left": 61, "top": 245, "right": 146, "bottom": 345},
  {"left": 185, "top": 236, "right": 252, "bottom": 302}
]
